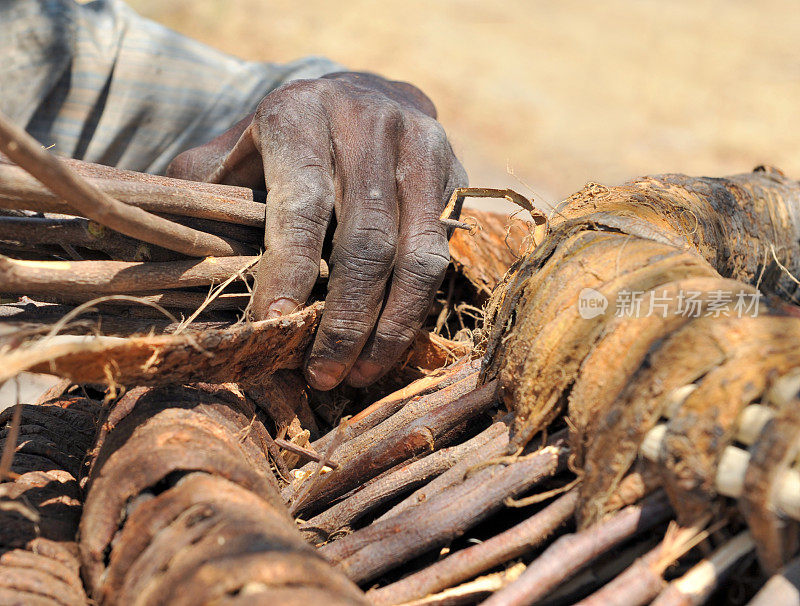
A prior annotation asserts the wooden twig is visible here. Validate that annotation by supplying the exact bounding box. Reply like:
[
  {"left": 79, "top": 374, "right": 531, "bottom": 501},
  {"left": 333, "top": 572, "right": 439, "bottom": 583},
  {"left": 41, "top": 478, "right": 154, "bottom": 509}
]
[
  {"left": 0, "top": 165, "right": 267, "bottom": 227},
  {"left": 311, "top": 359, "right": 480, "bottom": 455},
  {"left": 395, "top": 564, "right": 526, "bottom": 606},
  {"left": 574, "top": 521, "right": 711, "bottom": 606},
  {"left": 375, "top": 422, "right": 511, "bottom": 523},
  {"left": 0, "top": 110, "right": 251, "bottom": 257},
  {"left": 369, "top": 489, "right": 578, "bottom": 605},
  {"left": 274, "top": 438, "right": 338, "bottom": 469},
  {"left": 481, "top": 493, "right": 673, "bottom": 606},
  {"left": 320, "top": 440, "right": 568, "bottom": 584}
]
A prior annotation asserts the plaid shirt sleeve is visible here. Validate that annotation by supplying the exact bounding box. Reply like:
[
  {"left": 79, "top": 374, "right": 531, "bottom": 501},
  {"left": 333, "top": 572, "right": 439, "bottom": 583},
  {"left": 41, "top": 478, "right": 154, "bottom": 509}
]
[{"left": 0, "top": 0, "right": 344, "bottom": 174}]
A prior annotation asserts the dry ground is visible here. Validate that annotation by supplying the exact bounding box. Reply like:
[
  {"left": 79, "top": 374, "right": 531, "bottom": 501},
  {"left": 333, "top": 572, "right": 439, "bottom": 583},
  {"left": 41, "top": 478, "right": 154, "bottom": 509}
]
[{"left": 130, "top": 0, "right": 800, "bottom": 210}]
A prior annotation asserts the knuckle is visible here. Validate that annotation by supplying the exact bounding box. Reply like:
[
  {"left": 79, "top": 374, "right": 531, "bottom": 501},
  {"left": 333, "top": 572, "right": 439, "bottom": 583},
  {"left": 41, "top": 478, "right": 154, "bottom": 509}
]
[
  {"left": 400, "top": 247, "right": 450, "bottom": 284},
  {"left": 336, "top": 233, "right": 397, "bottom": 274}
]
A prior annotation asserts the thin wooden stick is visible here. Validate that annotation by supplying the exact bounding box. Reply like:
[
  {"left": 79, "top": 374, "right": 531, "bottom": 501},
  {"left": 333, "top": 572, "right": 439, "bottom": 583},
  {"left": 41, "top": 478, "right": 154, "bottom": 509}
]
[
  {"left": 0, "top": 110, "right": 250, "bottom": 257},
  {"left": 369, "top": 489, "right": 578, "bottom": 605},
  {"left": 0, "top": 215, "right": 178, "bottom": 261},
  {"left": 274, "top": 438, "right": 338, "bottom": 469},
  {"left": 289, "top": 380, "right": 498, "bottom": 516},
  {"left": 311, "top": 359, "right": 479, "bottom": 454}
]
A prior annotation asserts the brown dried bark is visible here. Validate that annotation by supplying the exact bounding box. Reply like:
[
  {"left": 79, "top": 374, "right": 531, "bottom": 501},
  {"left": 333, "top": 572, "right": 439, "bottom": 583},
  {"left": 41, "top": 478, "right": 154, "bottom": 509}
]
[
  {"left": 0, "top": 397, "right": 101, "bottom": 606},
  {"left": 79, "top": 383, "right": 367, "bottom": 606}
]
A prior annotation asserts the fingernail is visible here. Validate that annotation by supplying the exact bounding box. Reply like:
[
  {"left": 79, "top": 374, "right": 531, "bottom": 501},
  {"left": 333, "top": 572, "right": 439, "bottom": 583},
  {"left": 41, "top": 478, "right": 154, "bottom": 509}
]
[
  {"left": 306, "top": 359, "right": 346, "bottom": 391},
  {"left": 266, "top": 298, "right": 299, "bottom": 319},
  {"left": 347, "top": 360, "right": 383, "bottom": 388}
]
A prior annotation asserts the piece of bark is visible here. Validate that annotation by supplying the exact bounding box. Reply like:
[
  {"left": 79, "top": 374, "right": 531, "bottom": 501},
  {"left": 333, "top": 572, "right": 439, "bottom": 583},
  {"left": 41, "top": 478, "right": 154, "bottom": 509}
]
[
  {"left": 0, "top": 303, "right": 322, "bottom": 387},
  {"left": 76, "top": 384, "right": 366, "bottom": 606},
  {"left": 448, "top": 209, "right": 531, "bottom": 296}
]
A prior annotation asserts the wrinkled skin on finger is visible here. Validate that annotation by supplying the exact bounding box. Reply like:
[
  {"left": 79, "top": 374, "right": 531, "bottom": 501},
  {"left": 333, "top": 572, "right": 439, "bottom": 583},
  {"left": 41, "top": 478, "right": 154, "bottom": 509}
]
[{"left": 167, "top": 72, "right": 467, "bottom": 391}]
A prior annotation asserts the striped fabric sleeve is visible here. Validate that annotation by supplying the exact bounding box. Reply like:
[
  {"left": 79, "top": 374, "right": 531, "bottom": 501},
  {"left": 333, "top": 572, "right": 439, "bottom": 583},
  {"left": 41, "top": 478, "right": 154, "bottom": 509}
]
[{"left": 0, "top": 0, "right": 344, "bottom": 174}]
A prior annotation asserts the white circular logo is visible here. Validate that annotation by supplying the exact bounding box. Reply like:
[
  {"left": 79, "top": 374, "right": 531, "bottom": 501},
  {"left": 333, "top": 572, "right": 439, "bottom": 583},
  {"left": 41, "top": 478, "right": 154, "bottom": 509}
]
[{"left": 577, "top": 288, "right": 608, "bottom": 319}]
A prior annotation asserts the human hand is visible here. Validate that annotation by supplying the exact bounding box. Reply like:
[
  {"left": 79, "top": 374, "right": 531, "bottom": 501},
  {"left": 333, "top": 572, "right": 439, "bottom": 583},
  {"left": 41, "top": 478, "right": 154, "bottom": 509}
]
[{"left": 167, "top": 72, "right": 467, "bottom": 390}]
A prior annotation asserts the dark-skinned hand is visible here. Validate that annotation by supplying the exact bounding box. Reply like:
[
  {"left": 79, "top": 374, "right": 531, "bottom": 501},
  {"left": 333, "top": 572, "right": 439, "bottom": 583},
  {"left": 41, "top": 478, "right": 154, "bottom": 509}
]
[{"left": 166, "top": 72, "right": 467, "bottom": 391}]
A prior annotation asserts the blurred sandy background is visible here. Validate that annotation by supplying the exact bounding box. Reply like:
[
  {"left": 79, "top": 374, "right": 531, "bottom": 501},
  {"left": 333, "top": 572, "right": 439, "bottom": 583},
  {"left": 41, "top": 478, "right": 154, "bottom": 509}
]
[{"left": 130, "top": 0, "right": 800, "bottom": 211}]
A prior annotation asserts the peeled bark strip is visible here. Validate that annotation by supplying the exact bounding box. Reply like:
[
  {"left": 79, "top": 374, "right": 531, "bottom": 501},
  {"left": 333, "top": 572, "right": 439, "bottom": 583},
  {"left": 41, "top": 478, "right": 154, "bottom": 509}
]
[
  {"left": 0, "top": 397, "right": 101, "bottom": 606},
  {"left": 484, "top": 170, "right": 800, "bottom": 453},
  {"left": 0, "top": 303, "right": 323, "bottom": 387},
  {"left": 448, "top": 209, "right": 531, "bottom": 296},
  {"left": 79, "top": 384, "right": 366, "bottom": 606}
]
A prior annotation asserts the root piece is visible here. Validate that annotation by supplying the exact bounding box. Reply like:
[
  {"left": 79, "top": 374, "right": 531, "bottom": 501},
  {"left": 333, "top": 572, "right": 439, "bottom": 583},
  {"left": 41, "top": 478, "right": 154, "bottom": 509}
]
[
  {"left": 481, "top": 494, "right": 672, "bottom": 606},
  {"left": 300, "top": 419, "right": 510, "bottom": 543},
  {"left": 368, "top": 490, "right": 577, "bottom": 605},
  {"left": 287, "top": 376, "right": 493, "bottom": 514},
  {"left": 0, "top": 160, "right": 267, "bottom": 226},
  {"left": 320, "top": 440, "right": 568, "bottom": 585},
  {"left": 651, "top": 531, "right": 754, "bottom": 606},
  {"left": 0, "top": 255, "right": 259, "bottom": 296}
]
